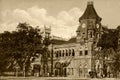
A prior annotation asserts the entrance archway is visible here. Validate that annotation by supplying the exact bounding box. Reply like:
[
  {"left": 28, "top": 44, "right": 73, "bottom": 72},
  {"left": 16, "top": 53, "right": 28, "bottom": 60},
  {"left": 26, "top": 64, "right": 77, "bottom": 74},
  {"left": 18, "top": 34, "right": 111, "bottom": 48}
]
[
  {"left": 54, "top": 62, "right": 67, "bottom": 77},
  {"left": 33, "top": 64, "right": 41, "bottom": 77},
  {"left": 54, "top": 62, "right": 61, "bottom": 76}
]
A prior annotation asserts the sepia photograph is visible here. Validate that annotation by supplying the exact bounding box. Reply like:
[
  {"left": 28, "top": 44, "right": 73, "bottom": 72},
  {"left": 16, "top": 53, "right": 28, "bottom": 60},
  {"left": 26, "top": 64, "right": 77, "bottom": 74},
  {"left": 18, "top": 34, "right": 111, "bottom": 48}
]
[{"left": 0, "top": 0, "right": 120, "bottom": 80}]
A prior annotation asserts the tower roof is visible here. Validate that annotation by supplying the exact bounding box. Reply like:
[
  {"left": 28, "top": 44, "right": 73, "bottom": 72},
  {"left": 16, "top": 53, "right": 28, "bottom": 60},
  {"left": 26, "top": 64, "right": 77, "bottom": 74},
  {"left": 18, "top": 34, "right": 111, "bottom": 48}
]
[{"left": 79, "top": 1, "right": 102, "bottom": 21}]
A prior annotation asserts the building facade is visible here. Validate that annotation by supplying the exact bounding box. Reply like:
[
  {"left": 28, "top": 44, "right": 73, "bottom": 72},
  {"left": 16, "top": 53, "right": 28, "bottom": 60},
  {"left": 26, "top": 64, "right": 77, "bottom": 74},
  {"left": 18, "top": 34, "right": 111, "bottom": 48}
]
[
  {"left": 31, "top": 1, "right": 120, "bottom": 78},
  {"left": 50, "top": 1, "right": 103, "bottom": 78}
]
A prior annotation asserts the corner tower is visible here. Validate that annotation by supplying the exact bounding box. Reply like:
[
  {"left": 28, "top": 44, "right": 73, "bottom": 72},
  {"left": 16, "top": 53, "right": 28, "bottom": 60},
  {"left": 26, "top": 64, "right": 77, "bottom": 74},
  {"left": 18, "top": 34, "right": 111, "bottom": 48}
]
[
  {"left": 76, "top": 1, "right": 103, "bottom": 73},
  {"left": 76, "top": 1, "right": 102, "bottom": 43}
]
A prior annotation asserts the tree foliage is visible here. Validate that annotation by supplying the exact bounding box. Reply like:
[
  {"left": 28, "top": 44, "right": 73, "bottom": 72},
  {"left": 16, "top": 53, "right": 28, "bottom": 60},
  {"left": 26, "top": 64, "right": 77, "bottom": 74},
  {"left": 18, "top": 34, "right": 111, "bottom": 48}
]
[
  {"left": 0, "top": 23, "right": 43, "bottom": 75},
  {"left": 97, "top": 29, "right": 118, "bottom": 50},
  {"left": 97, "top": 26, "right": 120, "bottom": 77}
]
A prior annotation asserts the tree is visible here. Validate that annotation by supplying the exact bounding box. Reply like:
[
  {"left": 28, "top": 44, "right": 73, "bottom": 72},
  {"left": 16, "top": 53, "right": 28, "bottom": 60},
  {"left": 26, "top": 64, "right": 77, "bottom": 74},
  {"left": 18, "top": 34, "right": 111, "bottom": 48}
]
[
  {"left": 112, "top": 51, "right": 120, "bottom": 78},
  {"left": 0, "top": 23, "right": 44, "bottom": 76},
  {"left": 0, "top": 31, "right": 15, "bottom": 74},
  {"left": 14, "top": 23, "right": 44, "bottom": 76},
  {"left": 97, "top": 29, "right": 118, "bottom": 50},
  {"left": 97, "top": 26, "right": 120, "bottom": 77}
]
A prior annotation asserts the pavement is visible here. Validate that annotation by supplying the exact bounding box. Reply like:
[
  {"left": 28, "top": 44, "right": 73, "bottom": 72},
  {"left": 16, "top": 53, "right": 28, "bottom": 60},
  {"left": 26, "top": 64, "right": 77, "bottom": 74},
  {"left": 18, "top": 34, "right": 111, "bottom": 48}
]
[{"left": 0, "top": 76, "right": 119, "bottom": 80}]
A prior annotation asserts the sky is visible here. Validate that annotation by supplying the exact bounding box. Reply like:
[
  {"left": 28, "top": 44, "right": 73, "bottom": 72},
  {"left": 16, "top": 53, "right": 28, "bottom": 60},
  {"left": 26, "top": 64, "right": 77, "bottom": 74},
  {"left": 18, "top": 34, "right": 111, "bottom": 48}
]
[{"left": 0, "top": 0, "right": 120, "bottom": 39}]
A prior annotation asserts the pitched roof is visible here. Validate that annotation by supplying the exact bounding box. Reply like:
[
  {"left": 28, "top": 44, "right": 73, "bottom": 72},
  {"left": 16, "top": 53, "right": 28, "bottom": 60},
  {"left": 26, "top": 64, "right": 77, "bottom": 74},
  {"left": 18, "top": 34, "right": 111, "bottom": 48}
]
[
  {"left": 68, "top": 37, "right": 76, "bottom": 43},
  {"left": 51, "top": 39, "right": 67, "bottom": 45},
  {"left": 51, "top": 37, "right": 76, "bottom": 45},
  {"left": 79, "top": 1, "right": 102, "bottom": 21}
]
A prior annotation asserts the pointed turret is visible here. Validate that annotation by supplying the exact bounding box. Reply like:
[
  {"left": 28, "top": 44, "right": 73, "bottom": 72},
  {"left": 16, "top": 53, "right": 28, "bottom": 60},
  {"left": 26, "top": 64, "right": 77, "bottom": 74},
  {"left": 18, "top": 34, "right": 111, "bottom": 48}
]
[
  {"left": 76, "top": 1, "right": 102, "bottom": 43},
  {"left": 79, "top": 1, "right": 102, "bottom": 22}
]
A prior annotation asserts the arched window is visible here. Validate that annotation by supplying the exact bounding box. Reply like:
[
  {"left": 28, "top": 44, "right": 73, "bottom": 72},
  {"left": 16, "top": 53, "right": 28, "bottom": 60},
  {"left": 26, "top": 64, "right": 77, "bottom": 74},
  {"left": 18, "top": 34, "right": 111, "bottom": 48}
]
[
  {"left": 72, "top": 49, "right": 75, "bottom": 56},
  {"left": 79, "top": 51, "right": 82, "bottom": 56},
  {"left": 85, "top": 50, "right": 88, "bottom": 56},
  {"left": 59, "top": 50, "right": 61, "bottom": 57},
  {"left": 63, "top": 50, "right": 64, "bottom": 57},
  {"left": 56, "top": 52, "right": 58, "bottom": 57},
  {"left": 66, "top": 50, "right": 68, "bottom": 56},
  {"left": 69, "top": 49, "right": 71, "bottom": 56},
  {"left": 90, "top": 32, "right": 92, "bottom": 38}
]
